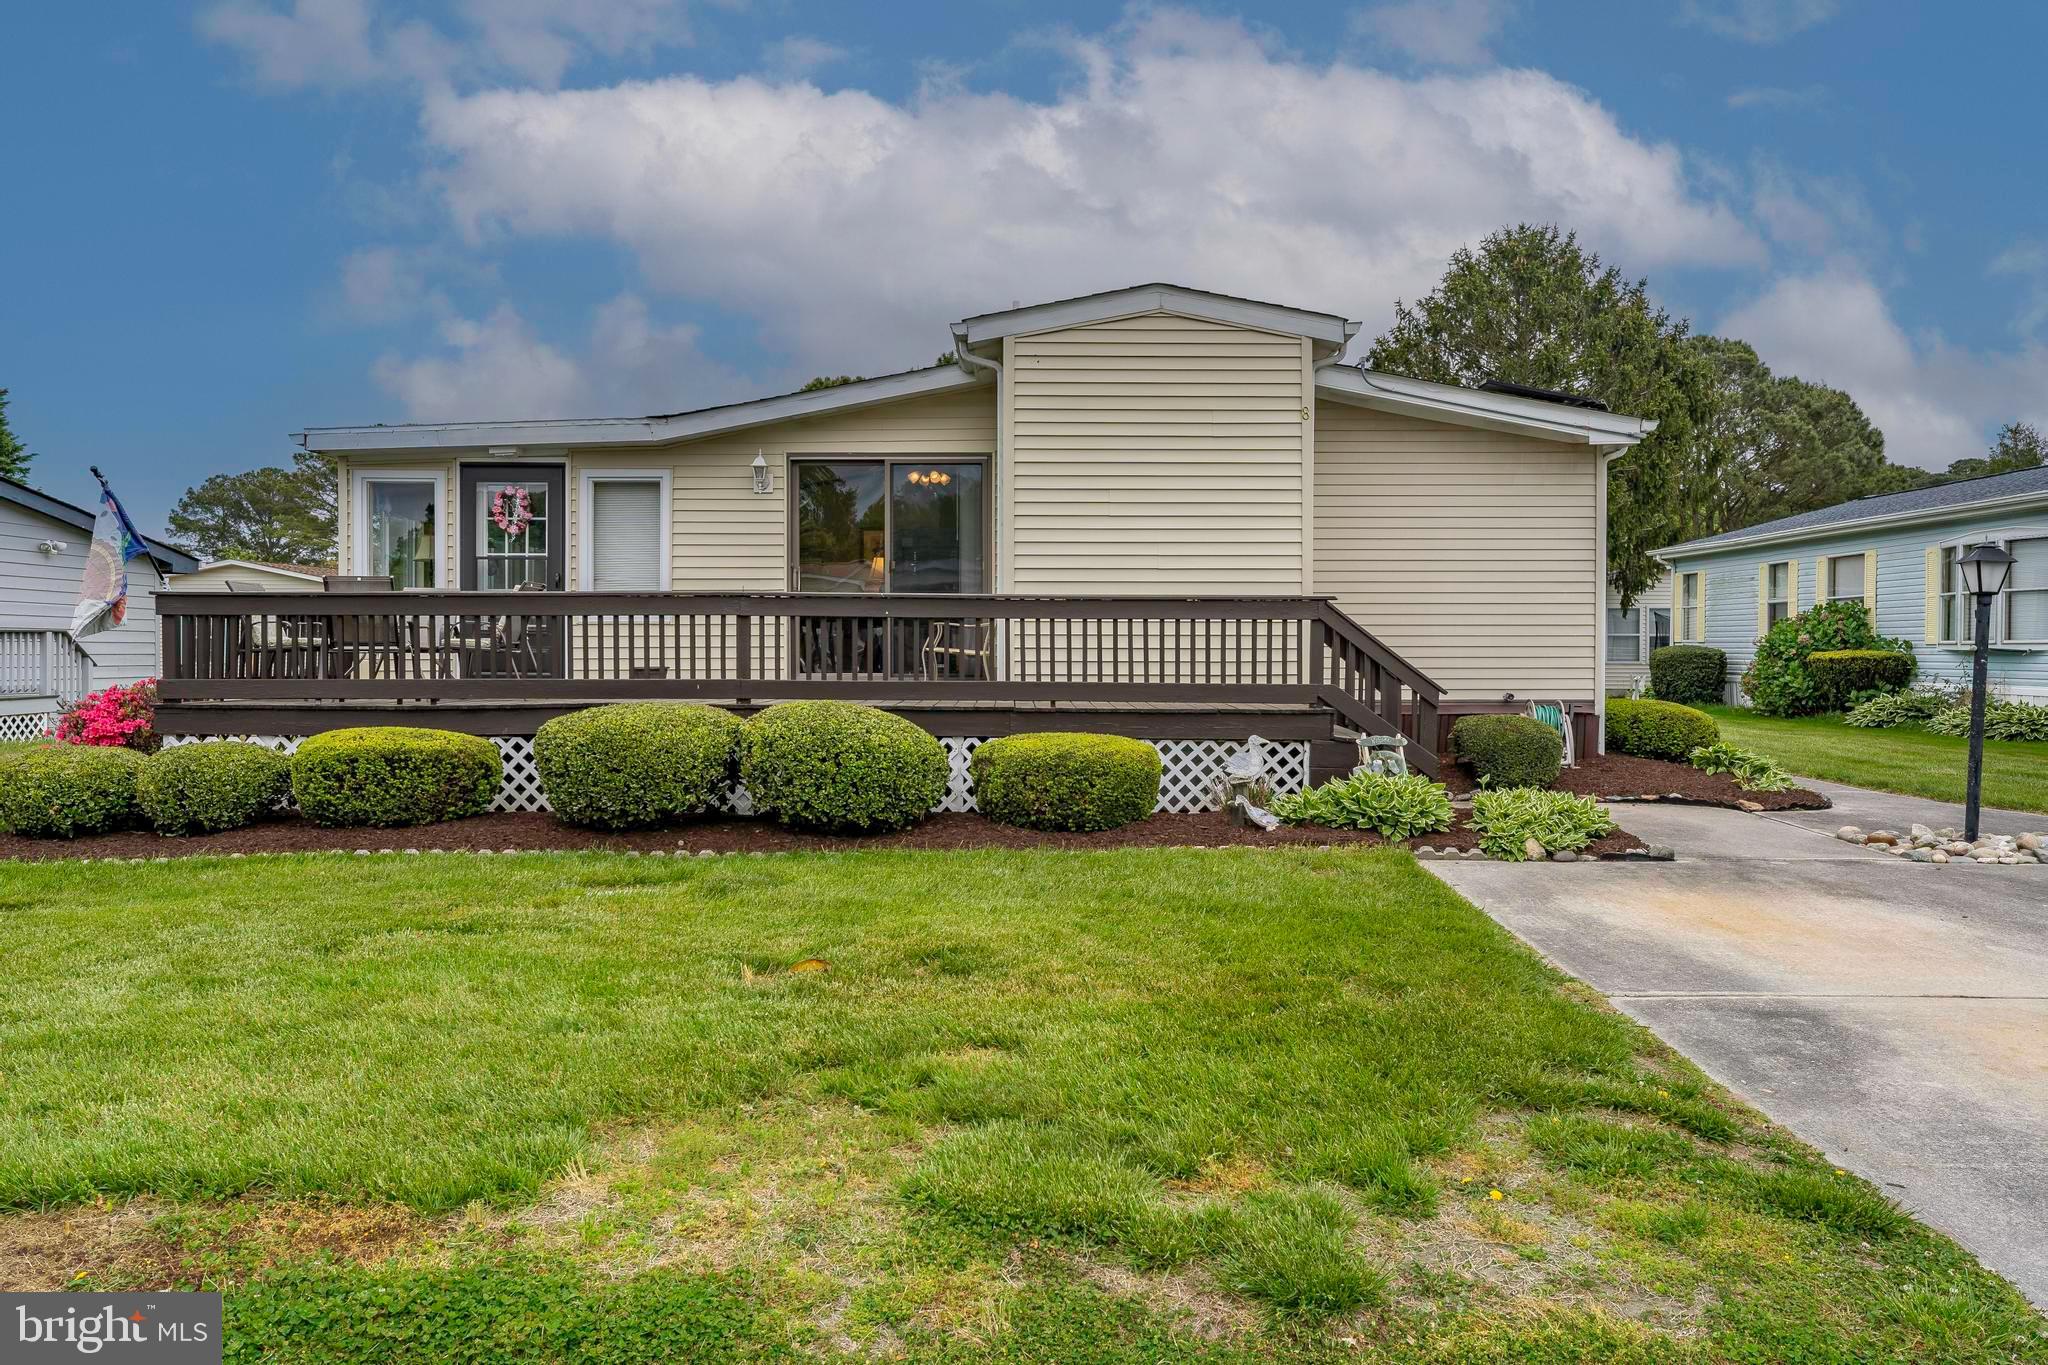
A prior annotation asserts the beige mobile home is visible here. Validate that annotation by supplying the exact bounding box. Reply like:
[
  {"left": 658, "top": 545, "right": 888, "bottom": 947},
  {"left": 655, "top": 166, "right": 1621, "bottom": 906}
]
[{"left": 156, "top": 285, "right": 1650, "bottom": 801}]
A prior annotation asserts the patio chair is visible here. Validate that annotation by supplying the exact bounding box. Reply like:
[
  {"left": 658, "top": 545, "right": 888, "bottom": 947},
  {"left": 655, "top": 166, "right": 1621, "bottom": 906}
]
[
  {"left": 321, "top": 574, "right": 402, "bottom": 679},
  {"left": 920, "top": 618, "right": 992, "bottom": 681},
  {"left": 1526, "top": 700, "right": 1576, "bottom": 767}
]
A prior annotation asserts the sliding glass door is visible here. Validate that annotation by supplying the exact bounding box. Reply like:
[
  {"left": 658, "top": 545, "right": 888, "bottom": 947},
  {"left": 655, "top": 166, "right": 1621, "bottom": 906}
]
[
  {"left": 792, "top": 459, "right": 987, "bottom": 594},
  {"left": 791, "top": 457, "right": 990, "bottom": 680}
]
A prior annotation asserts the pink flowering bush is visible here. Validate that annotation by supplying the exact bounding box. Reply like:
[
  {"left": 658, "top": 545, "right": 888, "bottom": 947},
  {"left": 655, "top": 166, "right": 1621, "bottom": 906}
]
[{"left": 54, "top": 678, "right": 160, "bottom": 753}]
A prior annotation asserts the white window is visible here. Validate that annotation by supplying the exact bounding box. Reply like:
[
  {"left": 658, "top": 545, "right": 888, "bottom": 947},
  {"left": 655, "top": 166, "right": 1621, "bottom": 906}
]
[
  {"left": 1607, "top": 607, "right": 1641, "bottom": 664},
  {"left": 353, "top": 471, "right": 445, "bottom": 588},
  {"left": 579, "top": 471, "right": 670, "bottom": 591},
  {"left": 2006, "top": 536, "right": 2048, "bottom": 644},
  {"left": 1764, "top": 561, "right": 1791, "bottom": 626},
  {"left": 1679, "top": 573, "right": 1703, "bottom": 642},
  {"left": 1941, "top": 543, "right": 1986, "bottom": 643},
  {"left": 1825, "top": 553, "right": 1865, "bottom": 604}
]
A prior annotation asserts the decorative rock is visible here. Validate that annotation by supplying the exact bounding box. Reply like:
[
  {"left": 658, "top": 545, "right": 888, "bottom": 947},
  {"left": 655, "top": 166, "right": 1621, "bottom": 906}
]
[
  {"left": 1931, "top": 851, "right": 1949, "bottom": 864},
  {"left": 1836, "top": 826, "right": 1864, "bottom": 843},
  {"left": 1945, "top": 841, "right": 1974, "bottom": 856},
  {"left": 2020, "top": 833, "right": 2043, "bottom": 852},
  {"left": 1551, "top": 850, "right": 1579, "bottom": 863},
  {"left": 1736, "top": 800, "right": 1765, "bottom": 812},
  {"left": 1910, "top": 823, "right": 1936, "bottom": 842},
  {"left": 2018, "top": 850, "right": 2041, "bottom": 863},
  {"left": 1864, "top": 831, "right": 1898, "bottom": 846},
  {"left": 1640, "top": 794, "right": 1661, "bottom": 801},
  {"left": 1999, "top": 854, "right": 2020, "bottom": 865},
  {"left": 1907, "top": 848, "right": 1938, "bottom": 863},
  {"left": 1523, "top": 837, "right": 1547, "bottom": 861}
]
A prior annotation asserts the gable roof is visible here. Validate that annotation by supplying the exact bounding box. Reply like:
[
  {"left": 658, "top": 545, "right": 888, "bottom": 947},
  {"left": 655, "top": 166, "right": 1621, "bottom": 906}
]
[
  {"left": 951, "top": 283, "right": 1356, "bottom": 355},
  {"left": 1314, "top": 365, "right": 1653, "bottom": 447},
  {"left": 0, "top": 475, "right": 198, "bottom": 573},
  {"left": 1660, "top": 464, "right": 2048, "bottom": 558}
]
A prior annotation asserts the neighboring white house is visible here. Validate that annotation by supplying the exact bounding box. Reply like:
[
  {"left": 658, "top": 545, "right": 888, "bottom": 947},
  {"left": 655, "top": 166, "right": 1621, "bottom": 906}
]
[
  {"left": 0, "top": 474, "right": 198, "bottom": 738},
  {"left": 1605, "top": 571, "right": 1673, "bottom": 694},
  {"left": 169, "top": 559, "right": 332, "bottom": 592}
]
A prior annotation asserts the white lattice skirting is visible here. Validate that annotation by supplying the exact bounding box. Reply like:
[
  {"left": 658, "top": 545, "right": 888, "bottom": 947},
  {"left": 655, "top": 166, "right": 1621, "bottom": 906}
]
[
  {"left": 0, "top": 711, "right": 58, "bottom": 743},
  {"left": 166, "top": 734, "right": 1307, "bottom": 816}
]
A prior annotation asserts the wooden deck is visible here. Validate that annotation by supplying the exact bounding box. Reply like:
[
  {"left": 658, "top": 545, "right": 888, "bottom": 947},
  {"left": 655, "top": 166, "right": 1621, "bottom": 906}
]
[{"left": 156, "top": 591, "right": 1442, "bottom": 775}]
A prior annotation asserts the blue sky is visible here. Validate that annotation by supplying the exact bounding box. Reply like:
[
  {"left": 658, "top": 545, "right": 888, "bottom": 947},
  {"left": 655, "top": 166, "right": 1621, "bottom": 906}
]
[{"left": 6, "top": 0, "right": 2047, "bottom": 537}]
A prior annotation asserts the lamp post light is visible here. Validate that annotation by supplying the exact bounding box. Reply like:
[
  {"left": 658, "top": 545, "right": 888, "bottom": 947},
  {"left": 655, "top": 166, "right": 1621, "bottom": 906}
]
[{"left": 1956, "top": 543, "right": 2016, "bottom": 840}]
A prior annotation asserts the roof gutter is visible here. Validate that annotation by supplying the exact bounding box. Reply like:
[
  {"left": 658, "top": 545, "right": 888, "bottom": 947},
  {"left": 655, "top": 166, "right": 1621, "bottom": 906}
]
[{"left": 1658, "top": 487, "right": 2048, "bottom": 561}]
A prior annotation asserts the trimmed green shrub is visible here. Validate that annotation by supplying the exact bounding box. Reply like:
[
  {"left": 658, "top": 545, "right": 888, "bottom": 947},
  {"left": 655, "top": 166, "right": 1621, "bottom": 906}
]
[
  {"left": 1741, "top": 600, "right": 1914, "bottom": 716},
  {"left": 291, "top": 727, "right": 501, "bottom": 828},
  {"left": 1449, "top": 714, "right": 1562, "bottom": 789},
  {"left": 1606, "top": 698, "right": 1720, "bottom": 762},
  {"left": 1273, "top": 771, "right": 1453, "bottom": 837},
  {"left": 1804, "top": 649, "right": 1915, "bottom": 711},
  {"left": 1648, "top": 644, "right": 1726, "bottom": 705},
  {"left": 741, "top": 701, "right": 948, "bottom": 833},
  {"left": 0, "top": 743, "right": 145, "bottom": 837},
  {"left": 1927, "top": 698, "right": 2048, "bottom": 742},
  {"left": 970, "top": 733, "right": 1159, "bottom": 832},
  {"left": 1687, "top": 742, "right": 1796, "bottom": 792},
  {"left": 138, "top": 741, "right": 292, "bottom": 835},
  {"left": 534, "top": 702, "right": 742, "bottom": 830},
  {"left": 1844, "top": 689, "right": 1950, "bottom": 728},
  {"left": 1469, "top": 787, "right": 1615, "bottom": 861}
]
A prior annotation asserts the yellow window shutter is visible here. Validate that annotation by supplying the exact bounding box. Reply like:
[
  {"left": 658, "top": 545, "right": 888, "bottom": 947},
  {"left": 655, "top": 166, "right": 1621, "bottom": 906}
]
[
  {"left": 1788, "top": 559, "right": 1800, "bottom": 612},
  {"left": 1757, "top": 563, "right": 1769, "bottom": 637},
  {"left": 1814, "top": 556, "right": 1826, "bottom": 604},
  {"left": 1699, "top": 572, "right": 1708, "bottom": 639},
  {"left": 1672, "top": 572, "right": 1683, "bottom": 635},
  {"left": 1863, "top": 550, "right": 1878, "bottom": 617},
  {"left": 1924, "top": 547, "right": 1941, "bottom": 642}
]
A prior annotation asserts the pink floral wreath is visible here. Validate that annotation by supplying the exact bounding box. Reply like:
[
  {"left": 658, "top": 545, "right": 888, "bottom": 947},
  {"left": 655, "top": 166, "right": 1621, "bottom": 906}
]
[{"left": 490, "top": 485, "right": 533, "bottom": 536}]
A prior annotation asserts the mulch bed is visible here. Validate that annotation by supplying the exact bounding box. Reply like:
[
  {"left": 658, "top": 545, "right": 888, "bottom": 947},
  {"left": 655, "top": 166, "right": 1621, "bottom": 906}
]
[
  {"left": 1442, "top": 750, "right": 1829, "bottom": 812},
  {"left": 0, "top": 809, "right": 1645, "bottom": 862}
]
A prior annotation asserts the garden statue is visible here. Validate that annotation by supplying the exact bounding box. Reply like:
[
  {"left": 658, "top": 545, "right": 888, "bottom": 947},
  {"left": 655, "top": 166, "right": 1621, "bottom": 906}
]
[
  {"left": 1220, "top": 736, "right": 1277, "bottom": 828},
  {"left": 1355, "top": 734, "right": 1409, "bottom": 778}
]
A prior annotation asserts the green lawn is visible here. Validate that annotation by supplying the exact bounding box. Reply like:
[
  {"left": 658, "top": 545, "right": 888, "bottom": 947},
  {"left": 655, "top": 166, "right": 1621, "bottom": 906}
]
[
  {"left": 1699, "top": 704, "right": 2048, "bottom": 814},
  {"left": 2, "top": 849, "right": 2039, "bottom": 1361}
]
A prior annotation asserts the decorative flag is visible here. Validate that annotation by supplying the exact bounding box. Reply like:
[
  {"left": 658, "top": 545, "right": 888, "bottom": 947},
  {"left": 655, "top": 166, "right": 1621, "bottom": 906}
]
[{"left": 71, "top": 468, "right": 151, "bottom": 640}]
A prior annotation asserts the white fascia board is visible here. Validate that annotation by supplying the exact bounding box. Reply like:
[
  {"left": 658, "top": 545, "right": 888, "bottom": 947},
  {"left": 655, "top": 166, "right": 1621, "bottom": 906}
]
[
  {"left": 190, "top": 559, "right": 326, "bottom": 582},
  {"left": 298, "top": 365, "right": 987, "bottom": 453},
  {"left": 1657, "top": 489, "right": 2048, "bottom": 561},
  {"left": 1314, "top": 366, "right": 1654, "bottom": 447},
  {"left": 955, "top": 285, "right": 1353, "bottom": 351}
]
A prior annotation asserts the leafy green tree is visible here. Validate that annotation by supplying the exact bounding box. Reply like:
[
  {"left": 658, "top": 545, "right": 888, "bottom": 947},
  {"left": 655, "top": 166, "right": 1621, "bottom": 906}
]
[
  {"left": 0, "top": 388, "right": 35, "bottom": 481},
  {"left": 1683, "top": 336, "right": 1923, "bottom": 531},
  {"left": 1366, "top": 225, "right": 1708, "bottom": 606},
  {"left": 1942, "top": 420, "right": 2046, "bottom": 481},
  {"left": 167, "top": 450, "right": 337, "bottom": 563},
  {"left": 801, "top": 353, "right": 959, "bottom": 392}
]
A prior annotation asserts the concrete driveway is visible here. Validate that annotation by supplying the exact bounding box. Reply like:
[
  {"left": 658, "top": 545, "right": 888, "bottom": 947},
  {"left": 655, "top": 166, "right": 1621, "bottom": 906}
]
[{"left": 1429, "top": 780, "right": 2048, "bottom": 1306}]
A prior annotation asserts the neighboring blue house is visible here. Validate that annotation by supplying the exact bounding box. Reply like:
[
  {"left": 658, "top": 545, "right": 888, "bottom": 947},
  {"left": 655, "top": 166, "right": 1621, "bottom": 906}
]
[{"left": 1656, "top": 466, "right": 2048, "bottom": 704}]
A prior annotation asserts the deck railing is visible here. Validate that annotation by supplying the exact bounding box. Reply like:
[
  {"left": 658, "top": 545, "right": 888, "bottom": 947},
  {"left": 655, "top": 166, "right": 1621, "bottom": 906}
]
[
  {"left": 157, "top": 592, "right": 1442, "bottom": 773},
  {"left": 0, "top": 629, "right": 93, "bottom": 704}
]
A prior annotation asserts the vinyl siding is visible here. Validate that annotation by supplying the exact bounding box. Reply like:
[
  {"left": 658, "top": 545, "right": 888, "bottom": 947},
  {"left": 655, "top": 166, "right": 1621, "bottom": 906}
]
[
  {"left": 1314, "top": 402, "right": 1602, "bottom": 699},
  {"left": 0, "top": 497, "right": 162, "bottom": 687},
  {"left": 1006, "top": 312, "right": 1308, "bottom": 593},
  {"left": 168, "top": 564, "right": 326, "bottom": 592},
  {"left": 1663, "top": 505, "right": 2048, "bottom": 702}
]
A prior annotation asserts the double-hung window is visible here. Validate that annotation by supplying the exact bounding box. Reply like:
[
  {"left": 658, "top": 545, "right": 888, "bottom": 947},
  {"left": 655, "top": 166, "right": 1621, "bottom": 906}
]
[
  {"left": 582, "top": 474, "right": 668, "bottom": 591},
  {"left": 1678, "top": 572, "right": 1703, "bottom": 642},
  {"left": 1825, "top": 553, "right": 1866, "bottom": 604},
  {"left": 2005, "top": 536, "right": 2048, "bottom": 644},
  {"left": 1764, "top": 561, "right": 1792, "bottom": 626},
  {"left": 1606, "top": 607, "right": 1642, "bottom": 664}
]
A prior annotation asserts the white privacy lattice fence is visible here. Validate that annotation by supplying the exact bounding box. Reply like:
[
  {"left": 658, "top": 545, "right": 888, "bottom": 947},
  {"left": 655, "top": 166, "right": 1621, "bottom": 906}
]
[
  {"left": 165, "top": 734, "right": 1308, "bottom": 815},
  {"left": 0, "top": 711, "right": 59, "bottom": 743}
]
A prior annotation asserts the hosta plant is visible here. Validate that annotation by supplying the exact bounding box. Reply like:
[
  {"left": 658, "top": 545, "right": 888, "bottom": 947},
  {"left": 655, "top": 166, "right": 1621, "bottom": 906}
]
[
  {"left": 1926, "top": 698, "right": 2048, "bottom": 743},
  {"left": 1469, "top": 788, "right": 1615, "bottom": 861},
  {"left": 1271, "top": 771, "right": 1453, "bottom": 838},
  {"left": 1687, "top": 742, "right": 1796, "bottom": 792}
]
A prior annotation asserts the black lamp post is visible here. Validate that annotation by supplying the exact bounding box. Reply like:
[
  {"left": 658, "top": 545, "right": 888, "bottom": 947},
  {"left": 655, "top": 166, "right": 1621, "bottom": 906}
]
[{"left": 1956, "top": 543, "right": 2016, "bottom": 840}]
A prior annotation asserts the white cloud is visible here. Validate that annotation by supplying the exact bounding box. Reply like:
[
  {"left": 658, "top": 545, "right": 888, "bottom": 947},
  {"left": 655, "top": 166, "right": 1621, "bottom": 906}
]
[
  {"left": 198, "top": 0, "right": 690, "bottom": 90},
  {"left": 371, "top": 294, "right": 751, "bottom": 420},
  {"left": 1990, "top": 239, "right": 2048, "bottom": 340},
  {"left": 412, "top": 10, "right": 1760, "bottom": 375},
  {"left": 1725, "top": 84, "right": 1827, "bottom": 110},
  {"left": 1748, "top": 158, "right": 1875, "bottom": 256},
  {"left": 761, "top": 35, "right": 849, "bottom": 81},
  {"left": 1721, "top": 268, "right": 2048, "bottom": 469},
  {"left": 1680, "top": 0, "right": 1839, "bottom": 44},
  {"left": 1348, "top": 0, "right": 1517, "bottom": 68}
]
